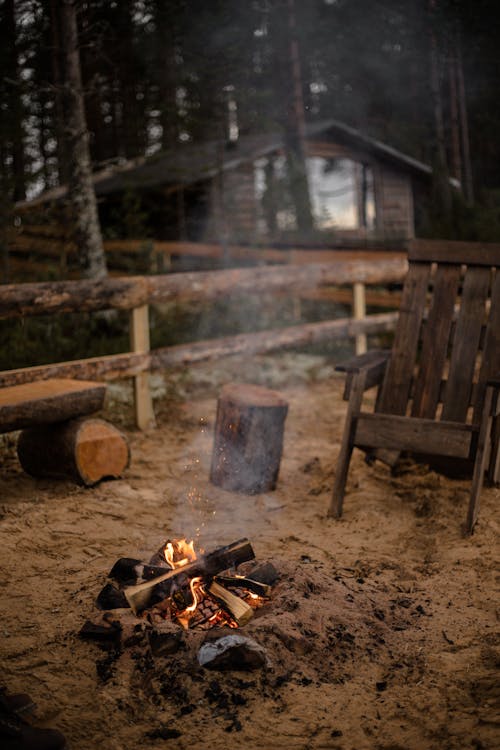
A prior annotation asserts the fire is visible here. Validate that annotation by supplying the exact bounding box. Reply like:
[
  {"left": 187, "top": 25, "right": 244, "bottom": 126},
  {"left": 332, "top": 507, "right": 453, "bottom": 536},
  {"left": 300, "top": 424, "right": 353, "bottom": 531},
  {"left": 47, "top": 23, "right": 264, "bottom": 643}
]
[
  {"left": 152, "top": 537, "right": 269, "bottom": 631},
  {"left": 185, "top": 576, "right": 204, "bottom": 613},
  {"left": 164, "top": 538, "right": 197, "bottom": 569}
]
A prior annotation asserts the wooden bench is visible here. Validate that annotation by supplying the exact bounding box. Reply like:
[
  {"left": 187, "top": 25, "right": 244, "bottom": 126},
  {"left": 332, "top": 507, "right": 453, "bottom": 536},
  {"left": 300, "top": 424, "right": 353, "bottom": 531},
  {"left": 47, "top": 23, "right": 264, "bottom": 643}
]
[{"left": 0, "top": 378, "right": 130, "bottom": 485}]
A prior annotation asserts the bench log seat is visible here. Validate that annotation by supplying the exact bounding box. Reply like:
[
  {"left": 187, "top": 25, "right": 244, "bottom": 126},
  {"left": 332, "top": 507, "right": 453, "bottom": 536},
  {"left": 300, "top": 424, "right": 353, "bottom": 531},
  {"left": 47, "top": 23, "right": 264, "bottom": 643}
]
[
  {"left": 0, "top": 378, "right": 106, "bottom": 433},
  {"left": 0, "top": 378, "right": 130, "bottom": 485}
]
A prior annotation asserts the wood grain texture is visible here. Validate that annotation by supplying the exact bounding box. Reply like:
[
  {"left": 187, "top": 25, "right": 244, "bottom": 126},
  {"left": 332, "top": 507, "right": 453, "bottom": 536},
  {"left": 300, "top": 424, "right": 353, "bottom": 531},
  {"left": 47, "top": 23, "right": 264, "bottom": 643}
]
[
  {"left": 0, "top": 378, "right": 105, "bottom": 432},
  {"left": 411, "top": 264, "right": 461, "bottom": 418}
]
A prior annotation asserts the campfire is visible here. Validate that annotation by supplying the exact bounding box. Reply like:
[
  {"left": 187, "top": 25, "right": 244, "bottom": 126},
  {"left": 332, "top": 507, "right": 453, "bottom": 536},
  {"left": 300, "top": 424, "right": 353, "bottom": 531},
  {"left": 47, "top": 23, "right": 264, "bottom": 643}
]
[{"left": 94, "top": 537, "right": 277, "bottom": 632}]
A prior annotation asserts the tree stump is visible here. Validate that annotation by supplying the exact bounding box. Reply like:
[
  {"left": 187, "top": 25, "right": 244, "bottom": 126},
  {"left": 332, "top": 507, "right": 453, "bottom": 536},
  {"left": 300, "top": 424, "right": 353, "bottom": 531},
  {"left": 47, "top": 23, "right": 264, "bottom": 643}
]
[
  {"left": 210, "top": 383, "right": 288, "bottom": 494},
  {"left": 17, "top": 417, "right": 130, "bottom": 486}
]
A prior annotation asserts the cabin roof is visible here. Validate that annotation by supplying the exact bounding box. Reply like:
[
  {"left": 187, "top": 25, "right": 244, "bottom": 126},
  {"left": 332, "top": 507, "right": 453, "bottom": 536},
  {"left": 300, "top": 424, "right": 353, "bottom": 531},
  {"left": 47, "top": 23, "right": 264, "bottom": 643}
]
[{"left": 17, "top": 119, "right": 453, "bottom": 210}]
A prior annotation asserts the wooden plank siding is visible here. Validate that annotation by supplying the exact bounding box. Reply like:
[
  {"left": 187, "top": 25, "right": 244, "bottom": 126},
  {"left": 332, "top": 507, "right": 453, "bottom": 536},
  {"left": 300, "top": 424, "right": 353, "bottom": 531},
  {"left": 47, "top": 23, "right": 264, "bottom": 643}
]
[{"left": 377, "top": 165, "right": 415, "bottom": 240}]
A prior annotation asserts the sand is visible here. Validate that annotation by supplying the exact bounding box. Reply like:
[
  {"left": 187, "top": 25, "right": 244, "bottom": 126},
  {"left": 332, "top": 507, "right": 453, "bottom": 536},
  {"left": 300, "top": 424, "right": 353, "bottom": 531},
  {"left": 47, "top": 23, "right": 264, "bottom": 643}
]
[{"left": 0, "top": 353, "right": 498, "bottom": 750}]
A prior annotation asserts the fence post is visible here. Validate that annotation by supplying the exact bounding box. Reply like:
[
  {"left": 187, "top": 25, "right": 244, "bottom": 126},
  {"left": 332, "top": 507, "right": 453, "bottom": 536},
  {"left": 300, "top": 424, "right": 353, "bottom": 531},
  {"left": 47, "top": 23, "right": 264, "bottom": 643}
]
[
  {"left": 353, "top": 282, "right": 367, "bottom": 355},
  {"left": 130, "top": 304, "right": 156, "bottom": 430}
]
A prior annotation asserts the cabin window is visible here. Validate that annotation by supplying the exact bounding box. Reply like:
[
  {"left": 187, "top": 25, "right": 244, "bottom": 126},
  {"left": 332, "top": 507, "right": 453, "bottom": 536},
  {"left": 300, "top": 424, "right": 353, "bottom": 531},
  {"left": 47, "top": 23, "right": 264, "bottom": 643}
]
[
  {"left": 254, "top": 155, "right": 376, "bottom": 234},
  {"left": 307, "top": 157, "right": 376, "bottom": 231}
]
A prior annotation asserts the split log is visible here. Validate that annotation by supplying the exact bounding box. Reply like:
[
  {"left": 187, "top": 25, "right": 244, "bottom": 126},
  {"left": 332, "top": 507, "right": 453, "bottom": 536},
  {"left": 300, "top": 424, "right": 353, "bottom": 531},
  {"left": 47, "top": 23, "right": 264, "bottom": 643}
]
[
  {"left": 214, "top": 575, "right": 271, "bottom": 597},
  {"left": 17, "top": 417, "right": 130, "bottom": 486},
  {"left": 246, "top": 562, "right": 279, "bottom": 586},
  {"left": 210, "top": 383, "right": 288, "bottom": 494},
  {"left": 0, "top": 378, "right": 105, "bottom": 433},
  {"left": 208, "top": 581, "right": 254, "bottom": 626},
  {"left": 108, "top": 557, "right": 169, "bottom": 585},
  {"left": 124, "top": 538, "right": 255, "bottom": 613}
]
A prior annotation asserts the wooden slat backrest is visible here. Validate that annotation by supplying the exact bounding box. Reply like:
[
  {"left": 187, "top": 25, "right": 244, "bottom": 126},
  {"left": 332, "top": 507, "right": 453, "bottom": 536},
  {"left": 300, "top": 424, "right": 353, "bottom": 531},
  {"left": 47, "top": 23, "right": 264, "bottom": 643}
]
[
  {"left": 408, "top": 239, "right": 500, "bottom": 266},
  {"left": 411, "top": 264, "right": 461, "bottom": 418},
  {"left": 378, "top": 244, "right": 500, "bottom": 426},
  {"left": 377, "top": 262, "right": 430, "bottom": 415},
  {"left": 473, "top": 269, "right": 500, "bottom": 424},
  {"left": 441, "top": 267, "right": 491, "bottom": 422}
]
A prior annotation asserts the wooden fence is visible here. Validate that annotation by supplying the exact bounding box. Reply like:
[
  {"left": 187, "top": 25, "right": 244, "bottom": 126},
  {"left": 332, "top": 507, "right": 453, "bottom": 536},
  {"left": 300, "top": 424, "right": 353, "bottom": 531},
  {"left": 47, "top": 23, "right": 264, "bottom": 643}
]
[
  {"left": 3, "top": 224, "right": 405, "bottom": 279},
  {"left": 0, "top": 256, "right": 408, "bottom": 429}
]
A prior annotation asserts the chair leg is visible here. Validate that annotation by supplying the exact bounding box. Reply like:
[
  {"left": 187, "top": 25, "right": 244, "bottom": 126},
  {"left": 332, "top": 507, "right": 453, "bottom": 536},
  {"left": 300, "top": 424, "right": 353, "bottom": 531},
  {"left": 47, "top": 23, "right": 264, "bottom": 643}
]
[
  {"left": 487, "top": 411, "right": 500, "bottom": 485},
  {"left": 328, "top": 371, "right": 366, "bottom": 519},
  {"left": 466, "top": 386, "right": 494, "bottom": 534}
]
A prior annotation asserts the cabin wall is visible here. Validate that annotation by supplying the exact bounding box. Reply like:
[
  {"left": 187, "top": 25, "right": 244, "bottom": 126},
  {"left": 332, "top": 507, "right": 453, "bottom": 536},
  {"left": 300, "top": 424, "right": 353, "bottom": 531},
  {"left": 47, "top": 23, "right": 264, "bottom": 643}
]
[
  {"left": 203, "top": 162, "right": 257, "bottom": 243},
  {"left": 375, "top": 164, "right": 415, "bottom": 239},
  {"left": 205, "top": 141, "right": 416, "bottom": 244}
]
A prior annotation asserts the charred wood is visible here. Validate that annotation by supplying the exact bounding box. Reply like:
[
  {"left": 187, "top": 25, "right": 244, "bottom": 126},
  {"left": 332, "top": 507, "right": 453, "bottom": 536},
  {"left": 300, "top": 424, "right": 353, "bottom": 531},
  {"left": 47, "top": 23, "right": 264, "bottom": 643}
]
[
  {"left": 108, "top": 557, "right": 168, "bottom": 585},
  {"left": 245, "top": 562, "right": 279, "bottom": 586},
  {"left": 214, "top": 575, "right": 271, "bottom": 597},
  {"left": 124, "top": 538, "right": 255, "bottom": 613},
  {"left": 96, "top": 583, "right": 129, "bottom": 610}
]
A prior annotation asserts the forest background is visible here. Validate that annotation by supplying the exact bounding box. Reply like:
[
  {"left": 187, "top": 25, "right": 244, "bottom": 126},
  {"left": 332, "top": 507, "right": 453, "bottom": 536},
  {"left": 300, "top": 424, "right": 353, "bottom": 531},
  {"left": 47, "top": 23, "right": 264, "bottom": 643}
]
[
  {"left": 1, "top": 0, "right": 499, "bottom": 372},
  {"left": 1, "top": 0, "right": 499, "bottom": 243}
]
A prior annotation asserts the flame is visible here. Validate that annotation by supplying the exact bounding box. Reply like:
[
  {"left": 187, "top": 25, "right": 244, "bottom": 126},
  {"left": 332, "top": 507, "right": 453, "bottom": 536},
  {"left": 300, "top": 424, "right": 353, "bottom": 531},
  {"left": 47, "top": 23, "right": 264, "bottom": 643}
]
[
  {"left": 185, "top": 577, "right": 204, "bottom": 614},
  {"left": 164, "top": 538, "right": 197, "bottom": 569},
  {"left": 156, "top": 537, "right": 267, "bottom": 631}
]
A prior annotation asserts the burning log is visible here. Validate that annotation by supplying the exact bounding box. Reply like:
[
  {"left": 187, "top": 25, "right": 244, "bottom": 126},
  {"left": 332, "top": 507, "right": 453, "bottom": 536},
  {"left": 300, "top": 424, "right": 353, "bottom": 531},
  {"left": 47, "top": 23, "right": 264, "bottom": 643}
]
[
  {"left": 17, "top": 417, "right": 130, "bottom": 485},
  {"left": 245, "top": 562, "right": 279, "bottom": 586},
  {"left": 108, "top": 558, "right": 169, "bottom": 585},
  {"left": 208, "top": 581, "right": 254, "bottom": 626},
  {"left": 210, "top": 383, "right": 288, "bottom": 494},
  {"left": 214, "top": 575, "right": 271, "bottom": 598},
  {"left": 124, "top": 538, "right": 255, "bottom": 613}
]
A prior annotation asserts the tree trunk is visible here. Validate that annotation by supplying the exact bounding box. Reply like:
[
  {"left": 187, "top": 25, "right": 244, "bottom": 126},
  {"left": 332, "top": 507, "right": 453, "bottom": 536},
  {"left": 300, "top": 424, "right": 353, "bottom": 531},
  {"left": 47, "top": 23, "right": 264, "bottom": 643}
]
[
  {"left": 455, "top": 26, "right": 474, "bottom": 204},
  {"left": 428, "top": 0, "right": 452, "bottom": 219},
  {"left": 58, "top": 0, "right": 107, "bottom": 279},
  {"left": 448, "top": 54, "right": 462, "bottom": 187},
  {"left": 49, "top": 0, "right": 70, "bottom": 185},
  {"left": 4, "top": 0, "right": 26, "bottom": 202},
  {"left": 154, "top": 0, "right": 179, "bottom": 151},
  {"left": 270, "top": 0, "right": 314, "bottom": 235},
  {"left": 17, "top": 417, "right": 129, "bottom": 485},
  {"left": 284, "top": 0, "right": 314, "bottom": 235}
]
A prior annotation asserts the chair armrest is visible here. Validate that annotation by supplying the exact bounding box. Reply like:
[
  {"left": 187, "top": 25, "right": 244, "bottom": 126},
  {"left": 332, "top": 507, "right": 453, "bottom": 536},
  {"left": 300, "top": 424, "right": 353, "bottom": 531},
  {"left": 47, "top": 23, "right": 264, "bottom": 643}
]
[
  {"left": 336, "top": 348, "right": 390, "bottom": 379},
  {"left": 486, "top": 373, "right": 500, "bottom": 388},
  {"left": 335, "top": 349, "right": 391, "bottom": 400},
  {"left": 486, "top": 374, "right": 500, "bottom": 417}
]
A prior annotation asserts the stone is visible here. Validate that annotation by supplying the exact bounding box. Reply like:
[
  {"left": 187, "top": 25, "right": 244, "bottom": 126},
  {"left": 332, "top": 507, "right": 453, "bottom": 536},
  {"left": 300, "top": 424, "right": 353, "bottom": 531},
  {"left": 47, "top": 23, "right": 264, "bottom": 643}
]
[{"left": 197, "top": 635, "right": 268, "bottom": 671}]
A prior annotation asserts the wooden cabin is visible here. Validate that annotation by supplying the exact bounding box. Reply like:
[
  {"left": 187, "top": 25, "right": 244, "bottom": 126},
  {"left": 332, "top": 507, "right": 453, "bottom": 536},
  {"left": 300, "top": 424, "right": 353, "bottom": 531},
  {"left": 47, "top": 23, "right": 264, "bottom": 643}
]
[{"left": 16, "top": 119, "right": 451, "bottom": 248}]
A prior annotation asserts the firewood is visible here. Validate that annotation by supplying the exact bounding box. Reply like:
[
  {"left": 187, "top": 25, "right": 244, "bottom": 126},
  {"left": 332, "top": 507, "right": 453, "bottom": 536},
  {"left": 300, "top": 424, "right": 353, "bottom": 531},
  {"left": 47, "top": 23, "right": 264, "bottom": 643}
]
[
  {"left": 96, "top": 583, "right": 128, "bottom": 610},
  {"left": 124, "top": 538, "right": 255, "bottom": 613},
  {"left": 246, "top": 562, "right": 279, "bottom": 586},
  {"left": 210, "top": 383, "right": 288, "bottom": 494},
  {"left": 108, "top": 558, "right": 168, "bottom": 584},
  {"left": 208, "top": 581, "right": 254, "bottom": 626},
  {"left": 17, "top": 417, "right": 130, "bottom": 485},
  {"left": 214, "top": 575, "right": 271, "bottom": 597}
]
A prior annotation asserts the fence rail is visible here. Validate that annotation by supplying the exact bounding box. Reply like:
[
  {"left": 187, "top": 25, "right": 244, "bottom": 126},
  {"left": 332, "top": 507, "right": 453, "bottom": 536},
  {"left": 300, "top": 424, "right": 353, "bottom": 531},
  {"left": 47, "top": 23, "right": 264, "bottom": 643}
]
[{"left": 0, "top": 257, "right": 408, "bottom": 429}]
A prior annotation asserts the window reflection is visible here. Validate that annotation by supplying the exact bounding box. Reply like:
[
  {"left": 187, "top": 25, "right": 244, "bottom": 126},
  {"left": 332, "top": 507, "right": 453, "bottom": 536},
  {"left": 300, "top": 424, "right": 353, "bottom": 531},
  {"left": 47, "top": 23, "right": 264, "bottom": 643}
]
[{"left": 254, "top": 155, "right": 376, "bottom": 233}]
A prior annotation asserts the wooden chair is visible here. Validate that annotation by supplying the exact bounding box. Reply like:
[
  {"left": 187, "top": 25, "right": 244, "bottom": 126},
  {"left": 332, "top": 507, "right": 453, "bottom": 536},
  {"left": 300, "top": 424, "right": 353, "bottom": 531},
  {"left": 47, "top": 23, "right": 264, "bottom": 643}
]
[{"left": 328, "top": 240, "right": 500, "bottom": 533}]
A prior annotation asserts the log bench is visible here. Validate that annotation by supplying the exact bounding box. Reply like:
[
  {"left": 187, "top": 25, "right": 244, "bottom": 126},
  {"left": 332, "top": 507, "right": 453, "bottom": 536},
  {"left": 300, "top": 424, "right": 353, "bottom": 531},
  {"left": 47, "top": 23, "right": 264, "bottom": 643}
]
[{"left": 0, "top": 378, "right": 130, "bottom": 485}]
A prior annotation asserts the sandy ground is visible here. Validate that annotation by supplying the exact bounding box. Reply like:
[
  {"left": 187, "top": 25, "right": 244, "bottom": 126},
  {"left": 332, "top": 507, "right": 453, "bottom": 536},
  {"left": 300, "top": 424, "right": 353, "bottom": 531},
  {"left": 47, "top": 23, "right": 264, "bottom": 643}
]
[{"left": 0, "top": 352, "right": 499, "bottom": 750}]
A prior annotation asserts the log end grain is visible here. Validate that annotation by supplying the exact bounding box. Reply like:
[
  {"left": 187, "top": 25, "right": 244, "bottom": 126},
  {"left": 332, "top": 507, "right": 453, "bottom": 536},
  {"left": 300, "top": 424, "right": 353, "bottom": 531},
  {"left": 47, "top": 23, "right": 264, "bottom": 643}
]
[
  {"left": 219, "top": 382, "right": 288, "bottom": 409},
  {"left": 17, "top": 417, "right": 130, "bottom": 486},
  {"left": 75, "top": 419, "right": 130, "bottom": 484}
]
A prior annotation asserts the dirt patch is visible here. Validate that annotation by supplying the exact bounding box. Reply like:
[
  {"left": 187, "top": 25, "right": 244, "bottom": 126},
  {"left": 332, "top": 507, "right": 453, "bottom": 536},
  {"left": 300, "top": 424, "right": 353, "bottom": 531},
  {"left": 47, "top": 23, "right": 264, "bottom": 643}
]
[{"left": 0, "top": 353, "right": 498, "bottom": 749}]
